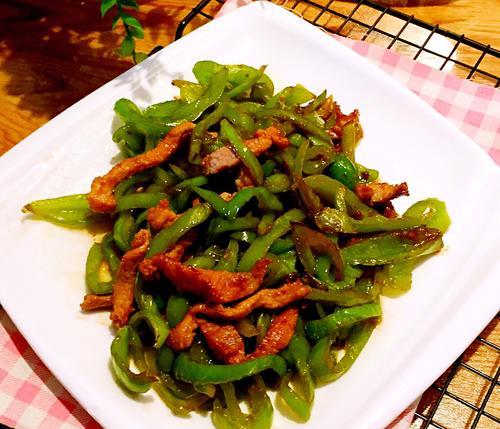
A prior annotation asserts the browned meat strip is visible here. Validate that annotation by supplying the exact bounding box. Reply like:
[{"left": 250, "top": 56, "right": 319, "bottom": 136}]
[
  {"left": 192, "top": 279, "right": 311, "bottom": 321},
  {"left": 165, "top": 280, "right": 310, "bottom": 352},
  {"left": 202, "top": 127, "right": 289, "bottom": 175},
  {"left": 142, "top": 256, "right": 271, "bottom": 304},
  {"left": 80, "top": 294, "right": 113, "bottom": 311},
  {"left": 166, "top": 313, "right": 199, "bottom": 351},
  {"left": 329, "top": 103, "right": 360, "bottom": 139},
  {"left": 354, "top": 182, "right": 409, "bottom": 206},
  {"left": 195, "top": 308, "right": 298, "bottom": 363},
  {"left": 110, "top": 229, "right": 150, "bottom": 328},
  {"left": 147, "top": 199, "right": 178, "bottom": 230},
  {"left": 197, "top": 319, "right": 246, "bottom": 364},
  {"left": 88, "top": 122, "right": 195, "bottom": 213},
  {"left": 247, "top": 307, "right": 299, "bottom": 360}
]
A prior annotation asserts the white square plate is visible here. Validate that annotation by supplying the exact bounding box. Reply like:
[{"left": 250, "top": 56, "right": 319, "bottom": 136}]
[{"left": 1, "top": 2, "right": 499, "bottom": 429}]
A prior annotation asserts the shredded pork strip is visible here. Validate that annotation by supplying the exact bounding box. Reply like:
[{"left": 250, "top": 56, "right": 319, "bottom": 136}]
[
  {"left": 196, "top": 307, "right": 298, "bottom": 364},
  {"left": 197, "top": 319, "right": 246, "bottom": 364},
  {"left": 142, "top": 256, "right": 271, "bottom": 304},
  {"left": 88, "top": 122, "right": 195, "bottom": 213},
  {"left": 166, "top": 279, "right": 311, "bottom": 352},
  {"left": 247, "top": 307, "right": 299, "bottom": 360},
  {"left": 354, "top": 182, "right": 409, "bottom": 206},
  {"left": 146, "top": 199, "right": 178, "bottom": 230},
  {"left": 80, "top": 294, "right": 113, "bottom": 311},
  {"left": 192, "top": 279, "right": 311, "bottom": 321},
  {"left": 110, "top": 229, "right": 151, "bottom": 328},
  {"left": 166, "top": 313, "right": 199, "bottom": 351},
  {"left": 202, "top": 126, "right": 290, "bottom": 175}
]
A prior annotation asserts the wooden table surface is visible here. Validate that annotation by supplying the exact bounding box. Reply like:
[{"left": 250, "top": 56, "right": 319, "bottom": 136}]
[{"left": 0, "top": 1, "right": 498, "bottom": 429}]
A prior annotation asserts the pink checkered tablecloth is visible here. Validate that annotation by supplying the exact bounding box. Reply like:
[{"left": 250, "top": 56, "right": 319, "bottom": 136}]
[{"left": 1, "top": 1, "right": 499, "bottom": 428}]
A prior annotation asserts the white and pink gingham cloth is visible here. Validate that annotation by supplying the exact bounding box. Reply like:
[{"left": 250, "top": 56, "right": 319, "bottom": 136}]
[{"left": 1, "top": 1, "right": 499, "bottom": 428}]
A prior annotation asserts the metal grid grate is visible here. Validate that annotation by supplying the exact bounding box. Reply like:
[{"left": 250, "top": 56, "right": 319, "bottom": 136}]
[
  {"left": 174, "top": 2, "right": 500, "bottom": 428},
  {"left": 175, "top": 0, "right": 500, "bottom": 87}
]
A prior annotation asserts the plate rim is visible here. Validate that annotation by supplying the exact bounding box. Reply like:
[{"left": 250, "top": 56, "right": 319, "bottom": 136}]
[{"left": 1, "top": 2, "right": 499, "bottom": 429}]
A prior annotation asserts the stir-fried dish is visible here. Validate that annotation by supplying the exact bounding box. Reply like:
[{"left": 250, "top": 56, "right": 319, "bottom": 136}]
[{"left": 23, "top": 61, "right": 450, "bottom": 428}]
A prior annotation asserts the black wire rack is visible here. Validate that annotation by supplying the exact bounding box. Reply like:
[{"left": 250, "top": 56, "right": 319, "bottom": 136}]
[
  {"left": 173, "top": 1, "right": 500, "bottom": 428},
  {"left": 175, "top": 0, "right": 500, "bottom": 88}
]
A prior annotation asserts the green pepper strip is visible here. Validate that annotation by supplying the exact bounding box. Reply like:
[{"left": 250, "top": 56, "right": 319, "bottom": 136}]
[
  {"left": 223, "top": 103, "right": 255, "bottom": 133},
  {"left": 166, "top": 294, "right": 190, "bottom": 328},
  {"left": 85, "top": 243, "right": 113, "bottom": 295},
  {"left": 269, "top": 237, "right": 294, "bottom": 254},
  {"left": 292, "top": 224, "right": 344, "bottom": 280},
  {"left": 147, "top": 203, "right": 213, "bottom": 257},
  {"left": 156, "top": 346, "right": 175, "bottom": 373},
  {"left": 116, "top": 193, "right": 169, "bottom": 211},
  {"left": 134, "top": 278, "right": 159, "bottom": 313},
  {"left": 404, "top": 198, "right": 451, "bottom": 233},
  {"left": 309, "top": 321, "right": 376, "bottom": 384},
  {"left": 327, "top": 153, "right": 358, "bottom": 190},
  {"left": 174, "top": 176, "right": 209, "bottom": 191},
  {"left": 113, "top": 210, "right": 136, "bottom": 252},
  {"left": 374, "top": 260, "right": 415, "bottom": 298},
  {"left": 110, "top": 326, "right": 156, "bottom": 393},
  {"left": 154, "top": 167, "right": 178, "bottom": 188},
  {"left": 170, "top": 68, "right": 228, "bottom": 122},
  {"left": 305, "top": 301, "right": 381, "bottom": 341},
  {"left": 341, "top": 122, "right": 358, "bottom": 161},
  {"left": 113, "top": 124, "right": 144, "bottom": 157},
  {"left": 255, "top": 108, "right": 332, "bottom": 144},
  {"left": 256, "top": 313, "right": 272, "bottom": 345},
  {"left": 261, "top": 159, "right": 277, "bottom": 177},
  {"left": 22, "top": 194, "right": 92, "bottom": 228},
  {"left": 303, "top": 175, "right": 379, "bottom": 217},
  {"left": 279, "top": 327, "right": 315, "bottom": 422},
  {"left": 230, "top": 230, "right": 258, "bottom": 244},
  {"left": 226, "top": 65, "right": 266, "bottom": 98},
  {"left": 314, "top": 257, "right": 363, "bottom": 290},
  {"left": 191, "top": 186, "right": 283, "bottom": 220},
  {"left": 211, "top": 376, "right": 273, "bottom": 429},
  {"left": 341, "top": 226, "right": 443, "bottom": 266},
  {"left": 129, "top": 309, "right": 170, "bottom": 349},
  {"left": 208, "top": 215, "right": 260, "bottom": 243},
  {"left": 101, "top": 234, "right": 120, "bottom": 277},
  {"left": 172, "top": 79, "right": 205, "bottom": 103},
  {"left": 173, "top": 353, "right": 287, "bottom": 385},
  {"left": 264, "top": 173, "right": 290, "bottom": 193},
  {"left": 263, "top": 251, "right": 297, "bottom": 287},
  {"left": 189, "top": 101, "right": 228, "bottom": 164},
  {"left": 293, "top": 138, "right": 310, "bottom": 179},
  {"left": 186, "top": 255, "right": 217, "bottom": 269},
  {"left": 257, "top": 213, "right": 275, "bottom": 236},
  {"left": 279, "top": 374, "right": 311, "bottom": 423},
  {"left": 144, "top": 99, "right": 185, "bottom": 118},
  {"left": 220, "top": 119, "right": 264, "bottom": 185},
  {"left": 114, "top": 171, "right": 152, "bottom": 199},
  {"left": 306, "top": 277, "right": 381, "bottom": 306},
  {"left": 114, "top": 98, "right": 173, "bottom": 141},
  {"left": 214, "top": 239, "right": 239, "bottom": 271},
  {"left": 315, "top": 207, "right": 423, "bottom": 234},
  {"left": 238, "top": 209, "right": 305, "bottom": 272},
  {"left": 303, "top": 90, "right": 327, "bottom": 115}
]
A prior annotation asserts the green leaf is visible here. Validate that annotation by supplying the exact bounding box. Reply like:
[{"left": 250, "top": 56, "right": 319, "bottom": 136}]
[
  {"left": 121, "top": 13, "right": 143, "bottom": 30},
  {"left": 101, "top": 0, "right": 117, "bottom": 17},
  {"left": 129, "top": 26, "right": 144, "bottom": 39},
  {"left": 134, "top": 52, "right": 148, "bottom": 63},
  {"left": 111, "top": 13, "right": 120, "bottom": 29},
  {"left": 118, "top": 34, "right": 135, "bottom": 57},
  {"left": 119, "top": 0, "right": 139, "bottom": 9}
]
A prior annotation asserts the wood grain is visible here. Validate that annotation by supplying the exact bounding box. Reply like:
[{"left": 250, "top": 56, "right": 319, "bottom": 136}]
[{"left": 0, "top": 1, "right": 498, "bottom": 428}]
